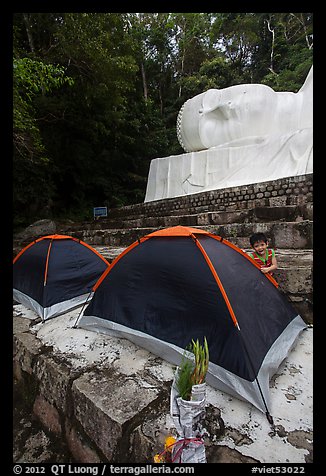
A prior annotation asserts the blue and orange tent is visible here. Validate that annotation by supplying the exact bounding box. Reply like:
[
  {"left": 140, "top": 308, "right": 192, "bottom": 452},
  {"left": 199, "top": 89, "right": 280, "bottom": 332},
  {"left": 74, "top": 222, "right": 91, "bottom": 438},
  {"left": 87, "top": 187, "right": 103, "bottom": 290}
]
[
  {"left": 13, "top": 234, "right": 109, "bottom": 321},
  {"left": 77, "top": 226, "right": 306, "bottom": 419}
]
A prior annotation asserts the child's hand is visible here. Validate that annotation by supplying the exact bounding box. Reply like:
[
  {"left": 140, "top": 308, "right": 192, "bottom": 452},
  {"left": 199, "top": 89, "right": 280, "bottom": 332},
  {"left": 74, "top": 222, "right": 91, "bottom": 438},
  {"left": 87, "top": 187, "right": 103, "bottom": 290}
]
[{"left": 261, "top": 268, "right": 270, "bottom": 274}]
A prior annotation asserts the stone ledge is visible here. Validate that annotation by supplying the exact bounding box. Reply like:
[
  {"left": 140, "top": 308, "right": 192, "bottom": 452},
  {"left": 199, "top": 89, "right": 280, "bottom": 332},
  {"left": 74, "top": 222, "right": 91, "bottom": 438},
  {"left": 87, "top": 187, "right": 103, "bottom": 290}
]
[
  {"left": 71, "top": 369, "right": 162, "bottom": 461},
  {"left": 107, "top": 174, "right": 313, "bottom": 219},
  {"left": 13, "top": 305, "right": 313, "bottom": 464},
  {"left": 50, "top": 175, "right": 312, "bottom": 237},
  {"left": 72, "top": 220, "right": 312, "bottom": 249},
  {"left": 76, "top": 204, "right": 313, "bottom": 231}
]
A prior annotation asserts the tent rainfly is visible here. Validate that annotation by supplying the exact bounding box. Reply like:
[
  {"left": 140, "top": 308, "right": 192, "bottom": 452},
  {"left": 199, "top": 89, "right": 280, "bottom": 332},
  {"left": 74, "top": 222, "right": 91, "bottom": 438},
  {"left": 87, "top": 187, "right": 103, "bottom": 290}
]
[
  {"left": 13, "top": 234, "right": 109, "bottom": 321},
  {"left": 76, "top": 226, "right": 307, "bottom": 420}
]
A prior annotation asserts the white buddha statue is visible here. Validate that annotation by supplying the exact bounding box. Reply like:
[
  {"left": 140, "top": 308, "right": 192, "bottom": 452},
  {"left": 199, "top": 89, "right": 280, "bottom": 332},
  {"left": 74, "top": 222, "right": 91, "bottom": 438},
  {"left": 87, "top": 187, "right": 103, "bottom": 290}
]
[{"left": 145, "top": 66, "right": 313, "bottom": 202}]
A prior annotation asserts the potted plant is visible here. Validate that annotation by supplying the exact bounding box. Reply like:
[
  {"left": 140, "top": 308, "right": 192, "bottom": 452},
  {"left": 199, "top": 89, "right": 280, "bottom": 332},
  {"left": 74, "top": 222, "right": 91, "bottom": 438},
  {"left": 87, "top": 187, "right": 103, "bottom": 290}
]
[{"left": 170, "top": 337, "right": 209, "bottom": 463}]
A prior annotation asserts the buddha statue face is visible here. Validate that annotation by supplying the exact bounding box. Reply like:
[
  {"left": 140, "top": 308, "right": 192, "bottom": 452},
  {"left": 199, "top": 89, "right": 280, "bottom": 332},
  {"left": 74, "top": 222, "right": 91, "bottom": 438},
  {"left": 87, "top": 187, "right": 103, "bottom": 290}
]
[{"left": 177, "top": 68, "right": 312, "bottom": 153}]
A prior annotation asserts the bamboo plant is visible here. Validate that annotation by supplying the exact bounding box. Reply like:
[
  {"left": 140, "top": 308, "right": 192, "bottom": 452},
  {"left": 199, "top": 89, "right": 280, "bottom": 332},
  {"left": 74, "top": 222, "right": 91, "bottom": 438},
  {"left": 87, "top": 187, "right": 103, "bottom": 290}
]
[{"left": 175, "top": 337, "right": 209, "bottom": 400}]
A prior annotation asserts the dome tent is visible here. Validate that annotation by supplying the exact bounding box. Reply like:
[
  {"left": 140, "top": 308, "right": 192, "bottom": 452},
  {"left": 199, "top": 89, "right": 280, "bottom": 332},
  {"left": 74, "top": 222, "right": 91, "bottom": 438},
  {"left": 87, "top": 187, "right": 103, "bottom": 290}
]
[
  {"left": 76, "top": 226, "right": 306, "bottom": 419},
  {"left": 13, "top": 234, "right": 109, "bottom": 321}
]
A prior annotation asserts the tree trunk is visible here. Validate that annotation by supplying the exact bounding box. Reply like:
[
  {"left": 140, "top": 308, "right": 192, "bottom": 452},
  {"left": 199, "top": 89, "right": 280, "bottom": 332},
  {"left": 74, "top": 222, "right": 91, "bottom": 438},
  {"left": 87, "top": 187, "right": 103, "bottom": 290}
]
[
  {"left": 291, "top": 13, "right": 313, "bottom": 50},
  {"left": 265, "top": 18, "right": 275, "bottom": 73},
  {"left": 159, "top": 84, "right": 163, "bottom": 115},
  {"left": 23, "top": 13, "right": 35, "bottom": 53},
  {"left": 140, "top": 62, "right": 148, "bottom": 101}
]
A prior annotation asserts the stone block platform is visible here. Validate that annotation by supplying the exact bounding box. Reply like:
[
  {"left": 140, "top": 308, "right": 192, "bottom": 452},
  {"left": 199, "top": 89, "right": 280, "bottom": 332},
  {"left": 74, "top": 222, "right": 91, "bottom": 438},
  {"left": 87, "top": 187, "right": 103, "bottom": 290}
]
[{"left": 13, "top": 304, "right": 313, "bottom": 464}]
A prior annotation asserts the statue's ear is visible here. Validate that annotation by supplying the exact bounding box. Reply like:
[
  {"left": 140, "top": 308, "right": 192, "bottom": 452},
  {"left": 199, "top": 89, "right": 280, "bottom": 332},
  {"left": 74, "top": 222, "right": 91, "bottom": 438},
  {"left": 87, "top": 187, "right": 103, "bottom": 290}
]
[{"left": 201, "top": 89, "right": 222, "bottom": 113}]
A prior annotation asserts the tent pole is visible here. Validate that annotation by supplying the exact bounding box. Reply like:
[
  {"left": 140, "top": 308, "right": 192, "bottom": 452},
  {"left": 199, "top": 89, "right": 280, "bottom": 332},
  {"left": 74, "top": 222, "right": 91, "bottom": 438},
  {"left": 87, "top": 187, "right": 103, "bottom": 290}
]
[
  {"left": 72, "top": 291, "right": 93, "bottom": 329},
  {"left": 194, "top": 235, "right": 275, "bottom": 425},
  {"left": 42, "top": 238, "right": 54, "bottom": 324},
  {"left": 238, "top": 332, "right": 274, "bottom": 426}
]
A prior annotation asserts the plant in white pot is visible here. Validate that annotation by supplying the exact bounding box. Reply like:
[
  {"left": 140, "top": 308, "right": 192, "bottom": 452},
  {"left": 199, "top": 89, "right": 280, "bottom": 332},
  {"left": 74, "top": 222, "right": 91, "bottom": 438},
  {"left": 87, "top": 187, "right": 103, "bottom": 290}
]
[{"left": 170, "top": 337, "right": 209, "bottom": 463}]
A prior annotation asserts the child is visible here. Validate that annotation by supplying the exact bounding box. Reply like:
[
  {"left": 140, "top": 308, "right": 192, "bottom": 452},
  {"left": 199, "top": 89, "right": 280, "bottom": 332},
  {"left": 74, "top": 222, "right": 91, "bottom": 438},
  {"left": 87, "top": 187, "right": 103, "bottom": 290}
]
[{"left": 248, "top": 232, "right": 277, "bottom": 276}]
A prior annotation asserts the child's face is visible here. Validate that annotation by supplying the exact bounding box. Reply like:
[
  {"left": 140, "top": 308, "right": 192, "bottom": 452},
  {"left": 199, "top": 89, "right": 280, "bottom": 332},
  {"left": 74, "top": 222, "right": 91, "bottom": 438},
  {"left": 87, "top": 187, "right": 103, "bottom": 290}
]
[{"left": 252, "top": 240, "right": 268, "bottom": 256}]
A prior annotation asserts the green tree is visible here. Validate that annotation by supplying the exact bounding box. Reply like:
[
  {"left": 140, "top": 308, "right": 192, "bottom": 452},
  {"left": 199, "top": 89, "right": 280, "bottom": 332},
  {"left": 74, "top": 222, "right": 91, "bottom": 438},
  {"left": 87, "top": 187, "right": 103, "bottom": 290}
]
[
  {"left": 13, "top": 51, "right": 74, "bottom": 228},
  {"left": 13, "top": 57, "right": 73, "bottom": 162},
  {"left": 253, "top": 13, "right": 313, "bottom": 90}
]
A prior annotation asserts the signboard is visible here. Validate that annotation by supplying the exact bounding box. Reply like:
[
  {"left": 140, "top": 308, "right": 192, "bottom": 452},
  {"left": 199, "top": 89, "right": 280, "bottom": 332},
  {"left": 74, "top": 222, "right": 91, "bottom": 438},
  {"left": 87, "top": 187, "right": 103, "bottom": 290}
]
[{"left": 93, "top": 206, "right": 108, "bottom": 219}]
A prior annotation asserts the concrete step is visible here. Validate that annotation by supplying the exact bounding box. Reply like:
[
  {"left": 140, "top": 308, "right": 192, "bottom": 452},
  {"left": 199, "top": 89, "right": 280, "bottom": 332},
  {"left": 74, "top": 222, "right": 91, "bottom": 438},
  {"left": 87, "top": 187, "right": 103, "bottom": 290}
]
[
  {"left": 72, "top": 227, "right": 158, "bottom": 247},
  {"left": 211, "top": 220, "right": 313, "bottom": 249},
  {"left": 78, "top": 204, "right": 312, "bottom": 231},
  {"left": 95, "top": 245, "right": 312, "bottom": 268},
  {"left": 13, "top": 309, "right": 313, "bottom": 463},
  {"left": 70, "top": 220, "right": 312, "bottom": 249}
]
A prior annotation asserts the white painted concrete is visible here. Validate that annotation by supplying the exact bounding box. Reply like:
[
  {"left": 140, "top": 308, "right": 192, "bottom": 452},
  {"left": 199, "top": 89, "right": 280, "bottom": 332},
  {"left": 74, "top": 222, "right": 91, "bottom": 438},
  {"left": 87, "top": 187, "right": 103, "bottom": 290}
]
[{"left": 13, "top": 303, "right": 312, "bottom": 464}]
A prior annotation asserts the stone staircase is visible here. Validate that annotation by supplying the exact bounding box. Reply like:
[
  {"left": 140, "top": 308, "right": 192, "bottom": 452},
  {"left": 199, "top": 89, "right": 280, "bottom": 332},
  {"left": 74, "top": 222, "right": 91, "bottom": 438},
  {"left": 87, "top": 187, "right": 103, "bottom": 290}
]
[{"left": 58, "top": 174, "right": 313, "bottom": 324}]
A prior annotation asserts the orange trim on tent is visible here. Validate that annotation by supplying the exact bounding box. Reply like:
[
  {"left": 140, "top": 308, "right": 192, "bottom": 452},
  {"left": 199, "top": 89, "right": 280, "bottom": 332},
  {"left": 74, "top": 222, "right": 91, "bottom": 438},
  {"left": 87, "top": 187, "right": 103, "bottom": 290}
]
[
  {"left": 207, "top": 233, "right": 279, "bottom": 288},
  {"left": 90, "top": 225, "right": 276, "bottom": 321},
  {"left": 13, "top": 241, "right": 36, "bottom": 264},
  {"left": 192, "top": 234, "right": 239, "bottom": 328},
  {"left": 146, "top": 226, "right": 209, "bottom": 237},
  {"left": 93, "top": 239, "right": 146, "bottom": 291},
  {"left": 38, "top": 234, "right": 76, "bottom": 240},
  {"left": 75, "top": 239, "right": 110, "bottom": 265},
  {"left": 93, "top": 226, "right": 210, "bottom": 290},
  {"left": 13, "top": 234, "right": 109, "bottom": 267},
  {"left": 13, "top": 236, "right": 73, "bottom": 264},
  {"left": 43, "top": 238, "right": 53, "bottom": 286},
  {"left": 43, "top": 235, "right": 109, "bottom": 265}
]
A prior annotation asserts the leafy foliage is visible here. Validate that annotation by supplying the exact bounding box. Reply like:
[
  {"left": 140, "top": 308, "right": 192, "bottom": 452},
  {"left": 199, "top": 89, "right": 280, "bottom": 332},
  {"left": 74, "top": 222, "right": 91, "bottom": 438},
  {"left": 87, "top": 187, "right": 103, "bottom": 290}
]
[
  {"left": 13, "top": 57, "right": 73, "bottom": 163},
  {"left": 175, "top": 356, "right": 194, "bottom": 401},
  {"left": 175, "top": 337, "right": 209, "bottom": 401},
  {"left": 191, "top": 337, "right": 210, "bottom": 386}
]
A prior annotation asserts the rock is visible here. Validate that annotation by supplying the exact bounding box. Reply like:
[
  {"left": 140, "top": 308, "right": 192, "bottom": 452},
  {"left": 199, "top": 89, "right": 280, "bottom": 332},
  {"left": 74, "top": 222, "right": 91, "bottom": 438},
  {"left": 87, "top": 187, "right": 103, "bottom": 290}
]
[{"left": 15, "top": 219, "right": 57, "bottom": 244}]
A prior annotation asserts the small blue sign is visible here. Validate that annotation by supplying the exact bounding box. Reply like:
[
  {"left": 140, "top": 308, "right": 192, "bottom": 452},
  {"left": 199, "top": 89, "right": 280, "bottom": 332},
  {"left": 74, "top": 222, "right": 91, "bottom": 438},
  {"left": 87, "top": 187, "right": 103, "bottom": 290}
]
[{"left": 93, "top": 206, "right": 108, "bottom": 219}]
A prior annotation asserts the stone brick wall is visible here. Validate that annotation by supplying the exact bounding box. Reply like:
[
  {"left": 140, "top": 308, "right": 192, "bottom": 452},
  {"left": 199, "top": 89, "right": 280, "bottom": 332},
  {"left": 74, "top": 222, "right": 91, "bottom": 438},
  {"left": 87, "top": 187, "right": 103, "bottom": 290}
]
[{"left": 109, "top": 174, "right": 313, "bottom": 219}]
